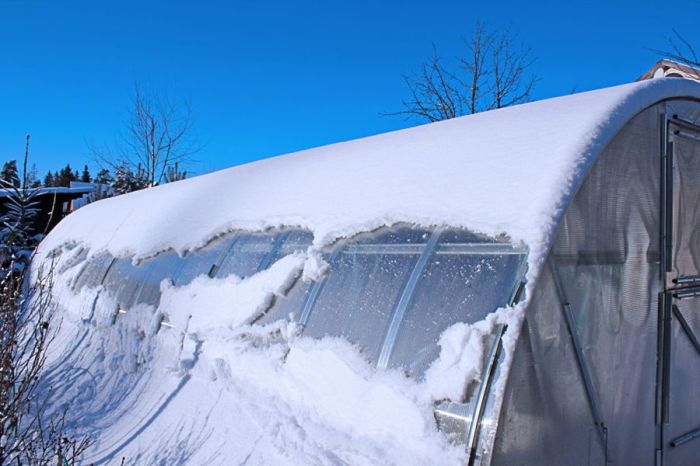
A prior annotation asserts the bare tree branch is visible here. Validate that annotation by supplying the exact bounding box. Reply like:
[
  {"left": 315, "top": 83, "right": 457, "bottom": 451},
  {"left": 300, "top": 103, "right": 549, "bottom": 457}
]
[
  {"left": 385, "top": 24, "right": 538, "bottom": 122},
  {"left": 655, "top": 30, "right": 700, "bottom": 81},
  {"left": 92, "top": 84, "right": 197, "bottom": 192}
]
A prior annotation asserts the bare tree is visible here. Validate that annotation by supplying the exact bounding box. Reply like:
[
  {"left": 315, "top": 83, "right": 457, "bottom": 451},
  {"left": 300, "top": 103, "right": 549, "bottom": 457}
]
[
  {"left": 93, "top": 84, "right": 196, "bottom": 190},
  {"left": 388, "top": 24, "right": 537, "bottom": 122},
  {"left": 0, "top": 260, "right": 90, "bottom": 465}
]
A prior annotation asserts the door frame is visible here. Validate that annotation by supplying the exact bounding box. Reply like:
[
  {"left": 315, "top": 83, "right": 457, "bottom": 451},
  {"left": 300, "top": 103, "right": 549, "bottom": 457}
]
[{"left": 656, "top": 113, "right": 700, "bottom": 465}]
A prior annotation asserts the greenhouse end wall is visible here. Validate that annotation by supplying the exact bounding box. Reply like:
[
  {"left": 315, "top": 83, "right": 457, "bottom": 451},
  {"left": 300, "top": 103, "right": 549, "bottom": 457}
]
[{"left": 491, "top": 100, "right": 700, "bottom": 465}]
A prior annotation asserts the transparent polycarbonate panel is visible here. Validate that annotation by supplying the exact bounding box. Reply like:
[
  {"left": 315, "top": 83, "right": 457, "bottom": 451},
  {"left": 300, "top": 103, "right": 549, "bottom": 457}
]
[
  {"left": 58, "top": 247, "right": 88, "bottom": 274},
  {"left": 72, "top": 252, "right": 114, "bottom": 292},
  {"left": 434, "top": 399, "right": 476, "bottom": 442},
  {"left": 491, "top": 264, "right": 605, "bottom": 466},
  {"left": 493, "top": 104, "right": 663, "bottom": 465},
  {"left": 132, "top": 250, "right": 186, "bottom": 307},
  {"left": 171, "top": 235, "right": 236, "bottom": 286},
  {"left": 253, "top": 231, "right": 314, "bottom": 324},
  {"left": 102, "top": 257, "right": 144, "bottom": 310},
  {"left": 665, "top": 100, "right": 700, "bottom": 286},
  {"left": 433, "top": 329, "right": 504, "bottom": 449},
  {"left": 670, "top": 133, "right": 700, "bottom": 281},
  {"left": 303, "top": 227, "right": 428, "bottom": 363},
  {"left": 256, "top": 277, "right": 312, "bottom": 325},
  {"left": 388, "top": 240, "right": 526, "bottom": 378},
  {"left": 666, "top": 296, "right": 700, "bottom": 465},
  {"left": 216, "top": 231, "right": 279, "bottom": 278},
  {"left": 273, "top": 230, "right": 313, "bottom": 260}
]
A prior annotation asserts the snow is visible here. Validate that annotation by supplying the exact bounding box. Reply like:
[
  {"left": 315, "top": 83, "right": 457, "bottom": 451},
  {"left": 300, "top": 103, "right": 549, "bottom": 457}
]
[
  {"left": 37, "top": 78, "right": 700, "bottom": 269},
  {"left": 32, "top": 77, "right": 700, "bottom": 464},
  {"left": 423, "top": 311, "right": 506, "bottom": 402},
  {"left": 44, "top": 257, "right": 475, "bottom": 464},
  {"left": 159, "top": 252, "right": 306, "bottom": 332}
]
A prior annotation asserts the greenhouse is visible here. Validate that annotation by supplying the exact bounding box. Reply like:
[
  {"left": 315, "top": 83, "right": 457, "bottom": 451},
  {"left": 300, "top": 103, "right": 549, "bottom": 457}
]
[{"left": 34, "top": 71, "right": 700, "bottom": 465}]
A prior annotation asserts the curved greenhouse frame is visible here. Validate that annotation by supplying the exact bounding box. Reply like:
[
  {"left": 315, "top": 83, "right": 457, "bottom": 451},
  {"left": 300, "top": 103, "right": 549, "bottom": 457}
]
[{"left": 33, "top": 77, "right": 700, "bottom": 465}]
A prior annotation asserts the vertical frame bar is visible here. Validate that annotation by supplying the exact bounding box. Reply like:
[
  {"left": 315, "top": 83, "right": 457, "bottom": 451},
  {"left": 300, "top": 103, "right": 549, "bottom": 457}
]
[
  {"left": 298, "top": 247, "right": 341, "bottom": 326},
  {"left": 466, "top": 324, "right": 507, "bottom": 466}
]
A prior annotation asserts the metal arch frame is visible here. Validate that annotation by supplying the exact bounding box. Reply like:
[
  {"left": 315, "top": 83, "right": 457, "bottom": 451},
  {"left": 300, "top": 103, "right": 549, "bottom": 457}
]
[
  {"left": 466, "top": 323, "right": 507, "bottom": 466},
  {"left": 255, "top": 231, "right": 290, "bottom": 273},
  {"left": 298, "top": 247, "right": 342, "bottom": 327},
  {"left": 376, "top": 230, "right": 442, "bottom": 370},
  {"left": 549, "top": 260, "right": 610, "bottom": 462}
]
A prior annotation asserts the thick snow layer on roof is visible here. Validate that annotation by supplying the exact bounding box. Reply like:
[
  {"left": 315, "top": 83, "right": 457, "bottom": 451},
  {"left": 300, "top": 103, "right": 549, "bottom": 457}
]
[{"left": 38, "top": 78, "right": 700, "bottom": 266}]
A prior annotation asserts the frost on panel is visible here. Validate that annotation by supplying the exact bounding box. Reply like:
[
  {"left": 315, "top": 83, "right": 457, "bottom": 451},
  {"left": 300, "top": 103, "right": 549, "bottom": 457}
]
[
  {"left": 302, "top": 227, "right": 428, "bottom": 364},
  {"left": 388, "top": 230, "right": 527, "bottom": 378}
]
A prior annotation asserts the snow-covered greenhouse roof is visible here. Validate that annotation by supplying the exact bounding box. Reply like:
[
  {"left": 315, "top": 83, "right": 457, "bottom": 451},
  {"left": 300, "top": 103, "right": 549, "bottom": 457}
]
[{"left": 39, "top": 78, "right": 700, "bottom": 264}]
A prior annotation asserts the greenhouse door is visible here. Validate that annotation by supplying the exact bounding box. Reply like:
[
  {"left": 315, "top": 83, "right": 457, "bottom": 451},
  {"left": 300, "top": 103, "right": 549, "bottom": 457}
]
[
  {"left": 658, "top": 291, "right": 700, "bottom": 466},
  {"left": 658, "top": 115, "right": 700, "bottom": 465}
]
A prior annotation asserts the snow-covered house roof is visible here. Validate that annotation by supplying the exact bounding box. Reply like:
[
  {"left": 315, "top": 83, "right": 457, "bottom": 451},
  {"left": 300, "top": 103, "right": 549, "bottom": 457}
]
[{"left": 39, "top": 78, "right": 700, "bottom": 268}]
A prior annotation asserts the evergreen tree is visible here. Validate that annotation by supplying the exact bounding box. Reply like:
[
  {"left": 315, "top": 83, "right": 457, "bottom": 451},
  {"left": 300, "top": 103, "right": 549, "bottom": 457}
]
[
  {"left": 43, "top": 171, "right": 54, "bottom": 187},
  {"left": 94, "top": 168, "right": 112, "bottom": 185},
  {"left": 56, "top": 164, "right": 76, "bottom": 187},
  {"left": 0, "top": 161, "right": 20, "bottom": 188},
  {"left": 113, "top": 164, "right": 147, "bottom": 194},
  {"left": 80, "top": 164, "right": 91, "bottom": 183},
  {"left": 0, "top": 137, "right": 40, "bottom": 271}
]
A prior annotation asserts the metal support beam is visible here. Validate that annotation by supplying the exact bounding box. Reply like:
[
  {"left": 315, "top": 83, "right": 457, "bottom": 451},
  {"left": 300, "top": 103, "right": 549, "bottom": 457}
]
[
  {"left": 660, "top": 113, "right": 670, "bottom": 281},
  {"left": 466, "top": 324, "right": 507, "bottom": 466},
  {"left": 670, "top": 114, "right": 700, "bottom": 134},
  {"left": 671, "top": 426, "right": 700, "bottom": 448},
  {"left": 376, "top": 230, "right": 441, "bottom": 369},
  {"left": 672, "top": 274, "right": 700, "bottom": 287},
  {"left": 550, "top": 261, "right": 609, "bottom": 460},
  {"left": 672, "top": 304, "right": 700, "bottom": 357},
  {"left": 298, "top": 248, "right": 341, "bottom": 326},
  {"left": 664, "top": 138, "right": 674, "bottom": 276}
]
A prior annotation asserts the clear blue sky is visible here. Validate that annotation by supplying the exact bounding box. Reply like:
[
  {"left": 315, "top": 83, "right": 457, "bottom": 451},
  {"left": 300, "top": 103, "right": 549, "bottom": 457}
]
[{"left": 1, "top": 0, "right": 699, "bottom": 178}]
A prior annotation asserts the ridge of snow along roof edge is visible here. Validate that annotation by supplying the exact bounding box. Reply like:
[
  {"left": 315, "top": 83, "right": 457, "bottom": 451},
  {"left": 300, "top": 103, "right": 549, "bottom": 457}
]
[{"left": 36, "top": 78, "right": 700, "bottom": 266}]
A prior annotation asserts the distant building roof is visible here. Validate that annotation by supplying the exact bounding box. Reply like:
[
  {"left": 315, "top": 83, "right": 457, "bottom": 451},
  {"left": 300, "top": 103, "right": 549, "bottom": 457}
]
[
  {"left": 0, "top": 186, "right": 94, "bottom": 198},
  {"left": 637, "top": 59, "right": 700, "bottom": 82}
]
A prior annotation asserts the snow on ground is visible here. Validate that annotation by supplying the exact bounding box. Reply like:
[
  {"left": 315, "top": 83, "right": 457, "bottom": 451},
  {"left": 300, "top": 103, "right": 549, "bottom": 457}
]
[{"left": 32, "top": 78, "right": 700, "bottom": 464}]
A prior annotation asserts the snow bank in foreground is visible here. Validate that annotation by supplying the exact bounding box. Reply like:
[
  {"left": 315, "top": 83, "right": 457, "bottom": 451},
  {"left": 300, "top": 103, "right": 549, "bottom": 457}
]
[{"left": 41, "top": 246, "right": 519, "bottom": 465}]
